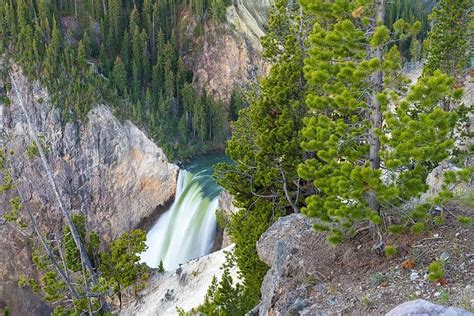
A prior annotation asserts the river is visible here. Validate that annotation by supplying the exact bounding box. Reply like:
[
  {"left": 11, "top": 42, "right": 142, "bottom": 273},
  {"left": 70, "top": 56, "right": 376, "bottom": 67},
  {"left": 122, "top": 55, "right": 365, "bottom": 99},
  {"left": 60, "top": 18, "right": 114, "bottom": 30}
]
[{"left": 140, "top": 154, "right": 229, "bottom": 270}]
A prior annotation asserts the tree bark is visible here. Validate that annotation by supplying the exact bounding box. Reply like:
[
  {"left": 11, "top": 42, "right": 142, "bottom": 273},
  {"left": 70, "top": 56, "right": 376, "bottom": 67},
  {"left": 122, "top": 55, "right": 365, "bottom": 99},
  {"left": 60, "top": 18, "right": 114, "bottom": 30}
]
[{"left": 368, "top": 0, "right": 386, "bottom": 215}]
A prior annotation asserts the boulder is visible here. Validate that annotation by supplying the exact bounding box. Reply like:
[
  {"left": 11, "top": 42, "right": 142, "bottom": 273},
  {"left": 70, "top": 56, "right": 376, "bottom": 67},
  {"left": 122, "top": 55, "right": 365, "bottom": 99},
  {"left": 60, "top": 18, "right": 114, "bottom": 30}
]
[
  {"left": 386, "top": 299, "right": 473, "bottom": 316},
  {"left": 256, "top": 214, "right": 336, "bottom": 315}
]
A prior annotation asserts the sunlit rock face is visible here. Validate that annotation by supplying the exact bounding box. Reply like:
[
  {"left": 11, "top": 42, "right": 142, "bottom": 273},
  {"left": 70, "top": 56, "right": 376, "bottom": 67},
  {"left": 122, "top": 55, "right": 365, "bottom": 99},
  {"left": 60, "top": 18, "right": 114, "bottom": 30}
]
[
  {"left": 121, "top": 245, "right": 238, "bottom": 316},
  {"left": 0, "top": 65, "right": 178, "bottom": 315},
  {"left": 182, "top": 1, "right": 273, "bottom": 103}
]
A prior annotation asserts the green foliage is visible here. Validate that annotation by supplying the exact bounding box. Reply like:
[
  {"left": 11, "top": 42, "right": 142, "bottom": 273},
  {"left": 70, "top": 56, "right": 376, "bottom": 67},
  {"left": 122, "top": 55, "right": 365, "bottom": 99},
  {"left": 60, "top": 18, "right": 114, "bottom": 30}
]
[
  {"left": 385, "top": 0, "right": 432, "bottom": 61},
  {"left": 2, "top": 306, "right": 9, "bottom": 316},
  {"left": 410, "top": 222, "right": 426, "bottom": 234},
  {"left": 0, "top": 95, "right": 11, "bottom": 106},
  {"left": 423, "top": 0, "right": 471, "bottom": 80},
  {"left": 99, "top": 229, "right": 149, "bottom": 295},
  {"left": 28, "top": 278, "right": 41, "bottom": 293},
  {"left": 299, "top": 1, "right": 460, "bottom": 243},
  {"left": 25, "top": 137, "right": 48, "bottom": 161},
  {"left": 388, "top": 224, "right": 405, "bottom": 235},
  {"left": 384, "top": 245, "right": 398, "bottom": 257},
  {"left": 229, "top": 88, "right": 245, "bottom": 121},
  {"left": 213, "top": 0, "right": 311, "bottom": 304},
  {"left": 210, "top": 0, "right": 227, "bottom": 22},
  {"left": 0, "top": 0, "right": 230, "bottom": 161},
  {"left": 42, "top": 271, "right": 66, "bottom": 302},
  {"left": 3, "top": 197, "right": 20, "bottom": 222},
  {"left": 434, "top": 215, "right": 445, "bottom": 226},
  {"left": 195, "top": 271, "right": 244, "bottom": 315},
  {"left": 456, "top": 215, "right": 473, "bottom": 227},
  {"left": 63, "top": 214, "right": 87, "bottom": 272},
  {"left": 368, "top": 272, "right": 390, "bottom": 288},
  {"left": 215, "top": 209, "right": 229, "bottom": 230},
  {"left": 439, "top": 288, "right": 450, "bottom": 305},
  {"left": 192, "top": 250, "right": 252, "bottom": 315},
  {"left": 17, "top": 276, "right": 27, "bottom": 287},
  {"left": 428, "top": 260, "right": 445, "bottom": 282},
  {"left": 27, "top": 212, "right": 149, "bottom": 313},
  {"left": 157, "top": 260, "right": 165, "bottom": 273},
  {"left": 26, "top": 142, "right": 39, "bottom": 160}
]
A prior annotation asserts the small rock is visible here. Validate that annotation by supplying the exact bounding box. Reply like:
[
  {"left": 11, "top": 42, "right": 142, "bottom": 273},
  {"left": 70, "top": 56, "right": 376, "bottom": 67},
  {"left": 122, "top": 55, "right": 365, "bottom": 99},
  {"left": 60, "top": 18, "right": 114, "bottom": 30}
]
[
  {"left": 433, "top": 233, "right": 439, "bottom": 238},
  {"left": 415, "top": 290, "right": 421, "bottom": 296},
  {"left": 410, "top": 271, "right": 420, "bottom": 280},
  {"left": 434, "top": 292, "right": 440, "bottom": 297},
  {"left": 164, "top": 289, "right": 175, "bottom": 301},
  {"left": 386, "top": 299, "right": 472, "bottom": 316},
  {"left": 315, "top": 283, "right": 326, "bottom": 293},
  {"left": 290, "top": 298, "right": 308, "bottom": 312},
  {"left": 326, "top": 297, "right": 337, "bottom": 306},
  {"left": 440, "top": 252, "right": 450, "bottom": 261},
  {"left": 357, "top": 244, "right": 362, "bottom": 249}
]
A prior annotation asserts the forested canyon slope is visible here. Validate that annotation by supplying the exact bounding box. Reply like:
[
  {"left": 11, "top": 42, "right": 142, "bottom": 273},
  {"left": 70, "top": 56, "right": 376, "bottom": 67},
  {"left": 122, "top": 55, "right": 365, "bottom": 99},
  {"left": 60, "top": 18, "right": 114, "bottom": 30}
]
[{"left": 0, "top": 0, "right": 473, "bottom": 315}]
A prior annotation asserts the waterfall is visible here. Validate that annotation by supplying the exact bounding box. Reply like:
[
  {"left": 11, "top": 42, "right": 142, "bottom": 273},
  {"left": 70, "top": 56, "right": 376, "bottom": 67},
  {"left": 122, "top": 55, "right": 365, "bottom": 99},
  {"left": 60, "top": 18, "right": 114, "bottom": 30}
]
[{"left": 140, "top": 162, "right": 222, "bottom": 270}]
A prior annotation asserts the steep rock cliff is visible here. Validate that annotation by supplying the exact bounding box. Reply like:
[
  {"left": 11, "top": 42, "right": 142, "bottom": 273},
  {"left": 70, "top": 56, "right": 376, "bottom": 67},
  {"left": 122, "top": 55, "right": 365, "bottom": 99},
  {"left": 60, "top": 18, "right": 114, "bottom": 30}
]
[
  {"left": 182, "top": 1, "right": 273, "bottom": 103},
  {"left": 0, "top": 65, "right": 179, "bottom": 314}
]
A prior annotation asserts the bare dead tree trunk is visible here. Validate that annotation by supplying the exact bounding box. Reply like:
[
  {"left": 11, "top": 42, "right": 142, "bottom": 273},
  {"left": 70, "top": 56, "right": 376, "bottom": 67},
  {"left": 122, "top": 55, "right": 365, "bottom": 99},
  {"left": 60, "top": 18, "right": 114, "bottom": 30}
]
[
  {"left": 278, "top": 159, "right": 300, "bottom": 213},
  {"left": 102, "top": 0, "right": 107, "bottom": 17},
  {"left": 7, "top": 164, "right": 80, "bottom": 299},
  {"left": 9, "top": 72, "right": 98, "bottom": 283}
]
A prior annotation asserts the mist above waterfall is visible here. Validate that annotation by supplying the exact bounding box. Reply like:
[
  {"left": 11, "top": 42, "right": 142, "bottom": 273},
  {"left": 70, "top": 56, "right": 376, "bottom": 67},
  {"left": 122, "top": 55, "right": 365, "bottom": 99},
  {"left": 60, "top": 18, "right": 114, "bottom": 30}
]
[{"left": 140, "top": 155, "right": 228, "bottom": 270}]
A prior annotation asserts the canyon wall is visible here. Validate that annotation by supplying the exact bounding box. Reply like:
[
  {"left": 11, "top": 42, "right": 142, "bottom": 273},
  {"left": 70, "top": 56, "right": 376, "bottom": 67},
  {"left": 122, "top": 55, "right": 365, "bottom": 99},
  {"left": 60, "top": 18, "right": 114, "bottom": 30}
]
[
  {"left": 0, "top": 65, "right": 179, "bottom": 314},
  {"left": 183, "top": 0, "right": 273, "bottom": 103}
]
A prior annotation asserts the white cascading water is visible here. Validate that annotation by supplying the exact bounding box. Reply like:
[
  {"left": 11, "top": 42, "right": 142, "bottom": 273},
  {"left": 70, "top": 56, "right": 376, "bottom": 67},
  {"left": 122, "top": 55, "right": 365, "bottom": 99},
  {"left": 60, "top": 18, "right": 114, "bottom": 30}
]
[{"left": 140, "top": 157, "right": 223, "bottom": 270}]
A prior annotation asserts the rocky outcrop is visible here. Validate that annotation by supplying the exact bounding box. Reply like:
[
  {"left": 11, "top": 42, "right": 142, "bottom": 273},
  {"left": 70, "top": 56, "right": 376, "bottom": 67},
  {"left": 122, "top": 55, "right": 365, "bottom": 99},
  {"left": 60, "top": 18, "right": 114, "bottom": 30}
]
[
  {"left": 120, "top": 245, "right": 238, "bottom": 315},
  {"left": 211, "top": 190, "right": 238, "bottom": 251},
  {"left": 182, "top": 1, "right": 273, "bottom": 103},
  {"left": 256, "top": 214, "right": 337, "bottom": 315},
  {"left": 386, "top": 299, "right": 473, "bottom": 316},
  {"left": 256, "top": 213, "right": 474, "bottom": 315},
  {"left": 0, "top": 66, "right": 179, "bottom": 314}
]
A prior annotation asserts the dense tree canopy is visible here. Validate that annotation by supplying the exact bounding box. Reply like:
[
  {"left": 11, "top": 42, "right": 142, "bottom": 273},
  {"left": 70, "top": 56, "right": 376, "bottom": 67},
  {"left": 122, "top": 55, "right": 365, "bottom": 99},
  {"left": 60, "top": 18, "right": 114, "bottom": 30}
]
[
  {"left": 0, "top": 0, "right": 232, "bottom": 160},
  {"left": 423, "top": 0, "right": 471, "bottom": 81},
  {"left": 299, "top": 0, "right": 461, "bottom": 244},
  {"left": 213, "top": 0, "right": 312, "bottom": 307}
]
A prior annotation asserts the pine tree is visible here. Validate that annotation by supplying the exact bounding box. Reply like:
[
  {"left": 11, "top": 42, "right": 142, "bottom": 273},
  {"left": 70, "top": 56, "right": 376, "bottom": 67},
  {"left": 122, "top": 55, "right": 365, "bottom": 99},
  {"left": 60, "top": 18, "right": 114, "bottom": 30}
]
[
  {"left": 112, "top": 56, "right": 127, "bottom": 95},
  {"left": 299, "top": 0, "right": 460, "bottom": 245},
  {"left": 157, "top": 260, "right": 165, "bottom": 273},
  {"left": 423, "top": 0, "right": 470, "bottom": 81},
  {"left": 99, "top": 230, "right": 149, "bottom": 306},
  {"left": 109, "top": 0, "right": 123, "bottom": 46},
  {"left": 229, "top": 88, "right": 244, "bottom": 121},
  {"left": 214, "top": 0, "right": 312, "bottom": 306},
  {"left": 44, "top": 19, "right": 62, "bottom": 80},
  {"left": 210, "top": 0, "right": 227, "bottom": 22},
  {"left": 77, "top": 40, "right": 87, "bottom": 70}
]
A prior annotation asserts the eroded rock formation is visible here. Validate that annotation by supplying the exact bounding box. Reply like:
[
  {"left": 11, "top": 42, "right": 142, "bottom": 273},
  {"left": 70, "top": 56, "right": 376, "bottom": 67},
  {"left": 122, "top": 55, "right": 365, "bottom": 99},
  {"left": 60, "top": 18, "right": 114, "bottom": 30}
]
[
  {"left": 120, "top": 245, "right": 238, "bottom": 315},
  {"left": 0, "top": 66, "right": 179, "bottom": 314},
  {"left": 182, "top": 1, "right": 273, "bottom": 103}
]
